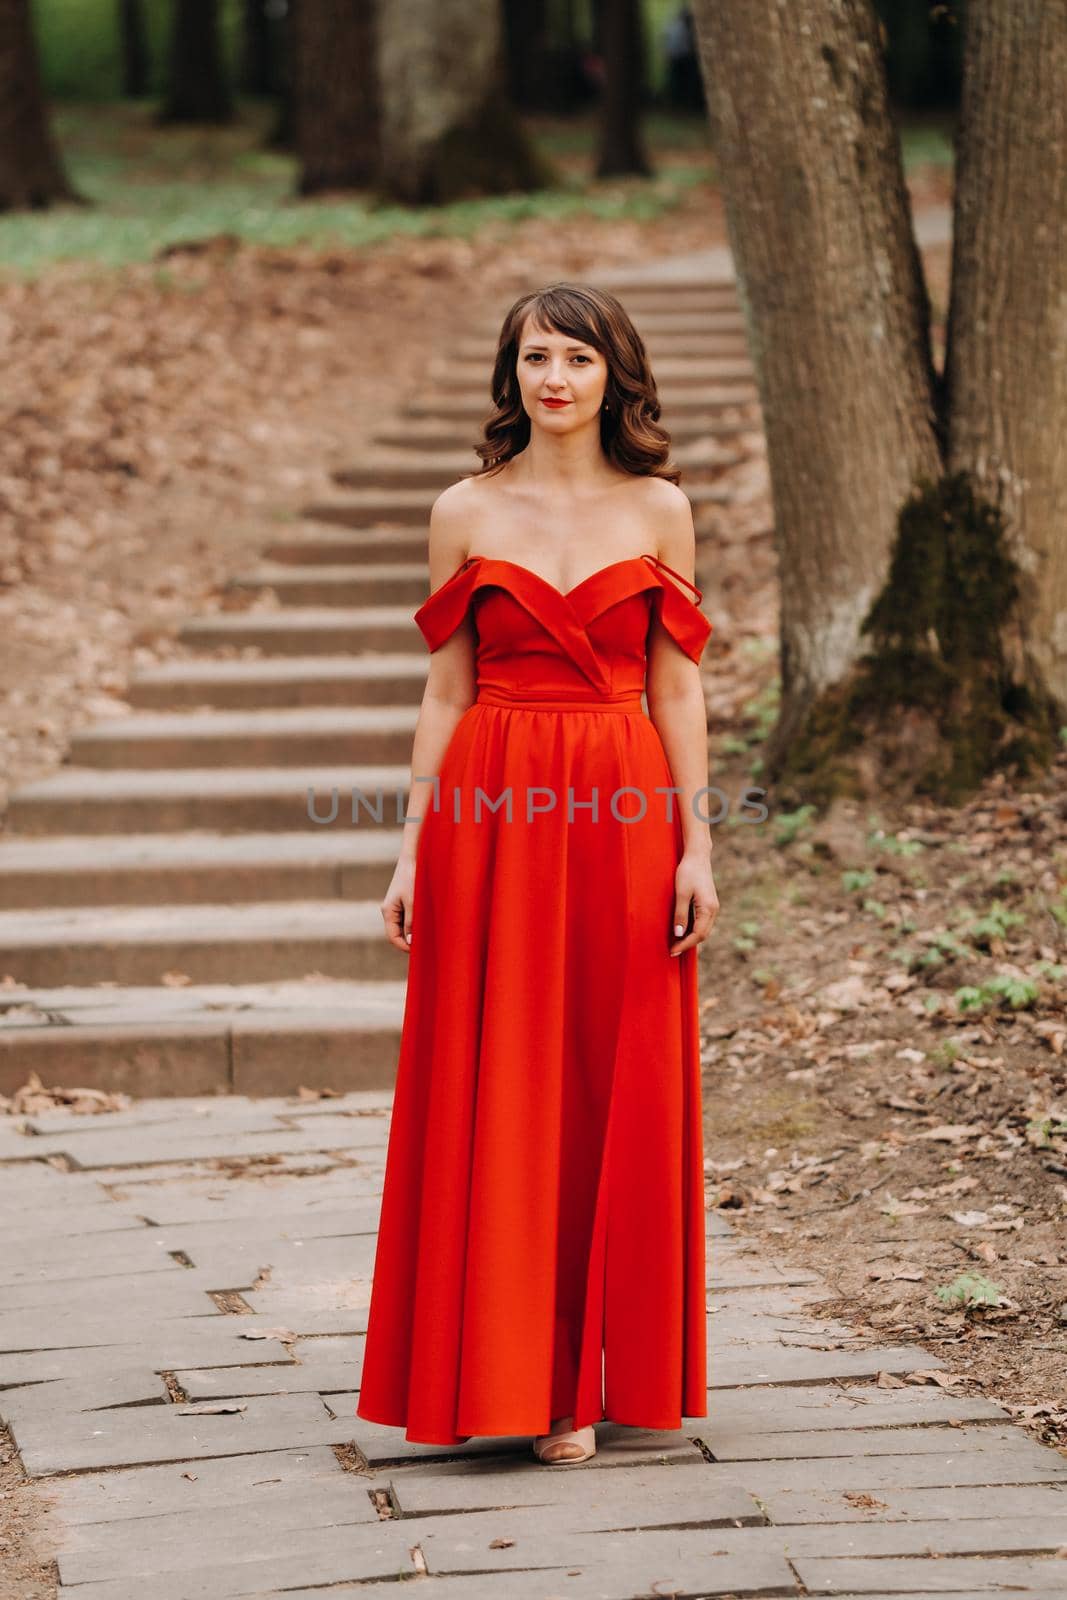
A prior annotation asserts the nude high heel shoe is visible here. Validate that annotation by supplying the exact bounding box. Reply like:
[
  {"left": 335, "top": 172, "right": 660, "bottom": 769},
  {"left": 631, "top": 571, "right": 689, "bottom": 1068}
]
[{"left": 532, "top": 1417, "right": 597, "bottom": 1465}]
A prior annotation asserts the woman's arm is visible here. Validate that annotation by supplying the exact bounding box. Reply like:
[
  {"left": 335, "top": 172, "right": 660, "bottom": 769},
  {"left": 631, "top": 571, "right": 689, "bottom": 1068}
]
[
  {"left": 643, "top": 481, "right": 719, "bottom": 956},
  {"left": 381, "top": 486, "right": 476, "bottom": 951}
]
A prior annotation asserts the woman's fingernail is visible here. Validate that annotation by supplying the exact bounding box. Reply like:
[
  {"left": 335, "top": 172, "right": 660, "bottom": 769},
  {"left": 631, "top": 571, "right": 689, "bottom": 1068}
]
[
  {"left": 405, "top": 932, "right": 412, "bottom": 942},
  {"left": 674, "top": 924, "right": 685, "bottom": 936}
]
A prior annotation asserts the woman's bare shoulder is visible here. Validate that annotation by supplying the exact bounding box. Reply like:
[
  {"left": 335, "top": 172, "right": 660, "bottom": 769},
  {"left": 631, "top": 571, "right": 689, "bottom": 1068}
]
[
  {"left": 430, "top": 473, "right": 501, "bottom": 530},
  {"left": 636, "top": 474, "right": 691, "bottom": 519}
]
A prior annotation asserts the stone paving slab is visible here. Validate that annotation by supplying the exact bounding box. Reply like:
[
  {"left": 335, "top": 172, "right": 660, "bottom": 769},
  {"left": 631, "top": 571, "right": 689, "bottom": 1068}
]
[
  {"left": 1, "top": 1272, "right": 228, "bottom": 1317},
  {"left": 703, "top": 1423, "right": 1065, "bottom": 1464},
  {"left": 795, "top": 1554, "right": 1067, "bottom": 1593},
  {"left": 407, "top": 1509, "right": 1067, "bottom": 1568},
  {"left": 0, "top": 1370, "right": 169, "bottom": 1424},
  {"left": 56, "top": 1486, "right": 382, "bottom": 1586},
  {"left": 40, "top": 1443, "right": 344, "bottom": 1526},
  {"left": 52, "top": 1522, "right": 422, "bottom": 1599},
  {"left": 11, "top": 1389, "right": 365, "bottom": 1477},
  {"left": 704, "top": 1383, "right": 1005, "bottom": 1432},
  {"left": 760, "top": 1481, "right": 1067, "bottom": 1524},
  {"left": 177, "top": 1339, "right": 365, "bottom": 1400},
  {"left": 0, "top": 1315, "right": 322, "bottom": 1379},
  {"left": 347, "top": 1418, "right": 708, "bottom": 1471},
  {"left": 384, "top": 1458, "right": 760, "bottom": 1521},
  {"left": 7, "top": 1121, "right": 388, "bottom": 1170},
  {"left": 734, "top": 1450, "right": 1067, "bottom": 1494},
  {"left": 252, "top": 1571, "right": 793, "bottom": 1600},
  {"left": 709, "top": 1343, "right": 944, "bottom": 1388}
]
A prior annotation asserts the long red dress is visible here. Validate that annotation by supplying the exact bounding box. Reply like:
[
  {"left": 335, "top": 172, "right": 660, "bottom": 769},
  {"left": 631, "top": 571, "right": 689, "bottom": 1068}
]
[{"left": 355, "top": 550, "right": 713, "bottom": 1445}]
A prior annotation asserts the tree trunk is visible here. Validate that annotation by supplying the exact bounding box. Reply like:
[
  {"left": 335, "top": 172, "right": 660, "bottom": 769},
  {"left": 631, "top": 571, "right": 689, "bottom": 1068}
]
[
  {"left": 293, "top": 0, "right": 379, "bottom": 193},
  {"left": 501, "top": 0, "right": 546, "bottom": 109},
  {"left": 240, "top": 0, "right": 274, "bottom": 96},
  {"left": 691, "top": 0, "right": 1061, "bottom": 802},
  {"left": 943, "top": 0, "right": 1067, "bottom": 714},
  {"left": 595, "top": 0, "right": 652, "bottom": 178},
  {"left": 118, "top": 0, "right": 150, "bottom": 97},
  {"left": 693, "top": 0, "right": 939, "bottom": 757},
  {"left": 0, "top": 0, "right": 79, "bottom": 211},
  {"left": 377, "top": 0, "right": 554, "bottom": 205},
  {"left": 266, "top": 0, "right": 293, "bottom": 148},
  {"left": 160, "top": 0, "right": 233, "bottom": 124}
]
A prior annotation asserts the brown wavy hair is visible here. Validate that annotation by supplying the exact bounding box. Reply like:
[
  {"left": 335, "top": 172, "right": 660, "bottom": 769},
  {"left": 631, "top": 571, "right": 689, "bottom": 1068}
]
[{"left": 474, "top": 283, "right": 679, "bottom": 484}]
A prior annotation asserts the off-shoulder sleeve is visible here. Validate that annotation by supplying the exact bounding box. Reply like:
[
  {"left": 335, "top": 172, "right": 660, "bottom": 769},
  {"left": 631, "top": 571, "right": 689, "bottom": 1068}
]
[
  {"left": 647, "top": 568, "right": 714, "bottom": 665},
  {"left": 412, "top": 560, "right": 481, "bottom": 652}
]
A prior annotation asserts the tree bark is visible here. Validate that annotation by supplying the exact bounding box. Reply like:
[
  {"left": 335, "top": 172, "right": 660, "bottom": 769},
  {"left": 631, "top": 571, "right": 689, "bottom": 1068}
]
[
  {"left": 240, "top": 0, "right": 274, "bottom": 96},
  {"left": 294, "top": 0, "right": 379, "bottom": 193},
  {"left": 595, "top": 0, "right": 652, "bottom": 178},
  {"left": 118, "top": 0, "right": 150, "bottom": 98},
  {"left": 691, "top": 0, "right": 1064, "bottom": 802},
  {"left": 377, "top": 0, "right": 554, "bottom": 205},
  {"left": 944, "top": 0, "right": 1067, "bottom": 710},
  {"left": 0, "top": 0, "right": 79, "bottom": 211},
  {"left": 159, "top": 0, "right": 233, "bottom": 124},
  {"left": 693, "top": 0, "right": 940, "bottom": 756}
]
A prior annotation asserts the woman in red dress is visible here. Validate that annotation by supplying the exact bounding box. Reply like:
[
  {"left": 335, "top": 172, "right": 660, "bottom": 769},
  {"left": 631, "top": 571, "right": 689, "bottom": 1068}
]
[{"left": 356, "top": 283, "right": 719, "bottom": 1465}]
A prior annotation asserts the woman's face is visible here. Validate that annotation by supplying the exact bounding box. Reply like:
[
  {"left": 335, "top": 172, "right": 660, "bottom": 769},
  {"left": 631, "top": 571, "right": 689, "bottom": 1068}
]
[{"left": 515, "top": 314, "right": 609, "bottom": 434}]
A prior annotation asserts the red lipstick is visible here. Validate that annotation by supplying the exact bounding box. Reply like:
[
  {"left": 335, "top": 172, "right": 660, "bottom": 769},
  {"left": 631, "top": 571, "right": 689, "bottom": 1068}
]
[{"left": 540, "top": 398, "right": 571, "bottom": 409}]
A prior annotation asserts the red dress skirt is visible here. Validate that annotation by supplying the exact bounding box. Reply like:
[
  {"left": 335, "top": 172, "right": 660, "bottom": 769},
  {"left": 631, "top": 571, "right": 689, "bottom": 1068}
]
[{"left": 356, "top": 552, "right": 713, "bottom": 1444}]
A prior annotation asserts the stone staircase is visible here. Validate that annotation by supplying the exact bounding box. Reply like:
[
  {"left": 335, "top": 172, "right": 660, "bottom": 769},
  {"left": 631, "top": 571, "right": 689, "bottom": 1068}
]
[{"left": 0, "top": 274, "right": 758, "bottom": 1095}]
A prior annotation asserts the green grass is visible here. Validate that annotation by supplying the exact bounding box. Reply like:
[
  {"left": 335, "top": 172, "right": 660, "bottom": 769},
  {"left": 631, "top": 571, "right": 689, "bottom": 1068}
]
[
  {"left": 0, "top": 99, "right": 955, "bottom": 278},
  {"left": 0, "top": 102, "right": 714, "bottom": 276}
]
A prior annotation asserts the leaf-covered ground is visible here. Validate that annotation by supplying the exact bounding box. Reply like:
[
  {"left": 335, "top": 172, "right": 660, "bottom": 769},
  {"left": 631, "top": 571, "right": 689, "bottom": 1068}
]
[{"left": 697, "top": 218, "right": 1067, "bottom": 1457}]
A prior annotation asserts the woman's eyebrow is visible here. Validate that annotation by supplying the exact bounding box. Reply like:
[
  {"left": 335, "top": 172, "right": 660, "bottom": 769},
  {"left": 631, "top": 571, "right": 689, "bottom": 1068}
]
[{"left": 520, "top": 341, "right": 593, "bottom": 351}]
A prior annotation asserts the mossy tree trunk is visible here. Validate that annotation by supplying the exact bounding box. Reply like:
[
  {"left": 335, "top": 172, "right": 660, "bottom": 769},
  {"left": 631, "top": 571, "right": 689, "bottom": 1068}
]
[
  {"left": 293, "top": 0, "right": 379, "bottom": 192},
  {"left": 691, "top": 0, "right": 1065, "bottom": 805},
  {"left": 160, "top": 0, "right": 233, "bottom": 125},
  {"left": 0, "top": 0, "right": 80, "bottom": 211},
  {"left": 595, "top": 0, "right": 652, "bottom": 178},
  {"left": 377, "top": 0, "right": 555, "bottom": 205},
  {"left": 943, "top": 0, "right": 1067, "bottom": 719}
]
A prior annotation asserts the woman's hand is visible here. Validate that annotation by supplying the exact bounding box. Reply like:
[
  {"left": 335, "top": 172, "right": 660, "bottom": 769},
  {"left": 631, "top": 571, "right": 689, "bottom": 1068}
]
[
  {"left": 670, "top": 849, "right": 718, "bottom": 957},
  {"left": 381, "top": 856, "right": 416, "bottom": 954}
]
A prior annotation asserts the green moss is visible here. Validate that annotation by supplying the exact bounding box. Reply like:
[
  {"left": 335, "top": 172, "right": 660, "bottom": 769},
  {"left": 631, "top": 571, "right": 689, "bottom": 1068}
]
[{"left": 778, "top": 471, "right": 1061, "bottom": 810}]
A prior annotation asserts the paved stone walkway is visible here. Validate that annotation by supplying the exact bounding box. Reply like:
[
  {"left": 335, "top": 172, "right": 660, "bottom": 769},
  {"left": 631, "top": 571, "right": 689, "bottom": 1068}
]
[{"left": 3, "top": 1092, "right": 1067, "bottom": 1597}]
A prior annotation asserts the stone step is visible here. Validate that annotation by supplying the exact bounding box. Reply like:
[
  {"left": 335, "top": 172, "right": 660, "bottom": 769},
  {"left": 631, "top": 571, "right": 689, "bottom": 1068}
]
[
  {"left": 227, "top": 560, "right": 429, "bottom": 608},
  {"left": 301, "top": 480, "right": 731, "bottom": 532},
  {"left": 333, "top": 437, "right": 746, "bottom": 492},
  {"left": 0, "top": 900, "right": 400, "bottom": 987},
  {"left": 68, "top": 706, "right": 420, "bottom": 770},
  {"left": 590, "top": 276, "right": 738, "bottom": 298},
  {"left": 402, "top": 382, "right": 758, "bottom": 422},
  {"left": 0, "top": 980, "right": 407, "bottom": 1096},
  {"left": 127, "top": 655, "right": 428, "bottom": 711},
  {"left": 262, "top": 526, "right": 428, "bottom": 565},
  {"left": 473, "top": 307, "right": 746, "bottom": 338},
  {"left": 5, "top": 763, "right": 412, "bottom": 835},
  {"left": 243, "top": 520, "right": 715, "bottom": 581},
  {"left": 0, "top": 829, "right": 403, "bottom": 909},
  {"left": 177, "top": 606, "right": 417, "bottom": 655},
  {"left": 298, "top": 489, "right": 435, "bottom": 528},
  {"left": 424, "top": 356, "right": 755, "bottom": 388},
  {"left": 370, "top": 413, "right": 756, "bottom": 453}
]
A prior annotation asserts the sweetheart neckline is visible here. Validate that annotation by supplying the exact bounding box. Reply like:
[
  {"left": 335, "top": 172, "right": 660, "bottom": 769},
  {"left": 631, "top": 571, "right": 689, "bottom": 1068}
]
[{"left": 453, "top": 552, "right": 699, "bottom": 603}]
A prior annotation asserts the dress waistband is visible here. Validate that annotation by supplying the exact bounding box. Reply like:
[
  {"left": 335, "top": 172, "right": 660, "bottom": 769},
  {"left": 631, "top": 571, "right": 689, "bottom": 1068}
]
[{"left": 475, "top": 688, "right": 645, "bottom": 714}]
